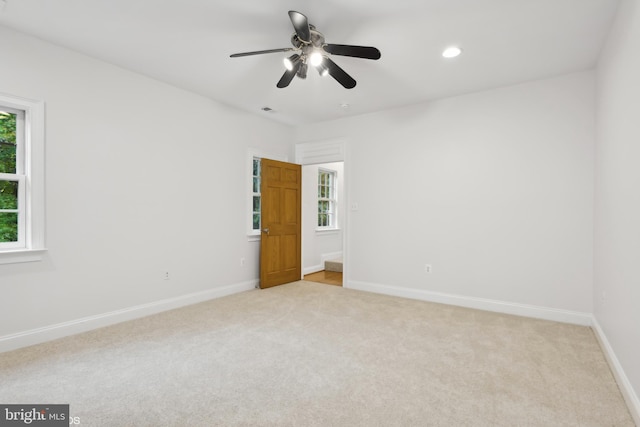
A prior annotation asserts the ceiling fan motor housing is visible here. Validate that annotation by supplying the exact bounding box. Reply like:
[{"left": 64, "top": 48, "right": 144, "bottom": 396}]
[{"left": 292, "top": 27, "right": 326, "bottom": 58}]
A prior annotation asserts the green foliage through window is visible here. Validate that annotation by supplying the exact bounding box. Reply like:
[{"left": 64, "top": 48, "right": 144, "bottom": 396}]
[{"left": 0, "top": 111, "right": 17, "bottom": 174}]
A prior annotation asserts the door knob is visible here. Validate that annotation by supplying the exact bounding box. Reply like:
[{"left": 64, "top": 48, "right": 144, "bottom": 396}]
[{"left": 262, "top": 228, "right": 270, "bottom": 235}]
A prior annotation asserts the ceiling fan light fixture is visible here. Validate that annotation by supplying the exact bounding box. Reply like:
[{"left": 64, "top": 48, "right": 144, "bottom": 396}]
[
  {"left": 309, "top": 51, "right": 324, "bottom": 67},
  {"left": 284, "top": 54, "right": 301, "bottom": 71},
  {"left": 316, "top": 63, "right": 329, "bottom": 77},
  {"left": 297, "top": 62, "right": 308, "bottom": 79},
  {"left": 442, "top": 46, "right": 462, "bottom": 58}
]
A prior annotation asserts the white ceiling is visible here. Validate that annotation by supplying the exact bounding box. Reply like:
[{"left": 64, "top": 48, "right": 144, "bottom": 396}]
[{"left": 0, "top": 0, "right": 620, "bottom": 126}]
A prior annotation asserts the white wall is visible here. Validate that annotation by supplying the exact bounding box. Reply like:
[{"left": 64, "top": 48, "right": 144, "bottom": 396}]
[
  {"left": 296, "top": 71, "right": 595, "bottom": 316},
  {"left": 0, "top": 25, "right": 293, "bottom": 343},
  {"left": 302, "top": 162, "right": 344, "bottom": 274},
  {"left": 595, "top": 0, "right": 640, "bottom": 418}
]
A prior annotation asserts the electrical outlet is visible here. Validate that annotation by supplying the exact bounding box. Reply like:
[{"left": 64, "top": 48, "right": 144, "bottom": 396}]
[
  {"left": 424, "top": 264, "right": 432, "bottom": 274},
  {"left": 164, "top": 271, "right": 170, "bottom": 280}
]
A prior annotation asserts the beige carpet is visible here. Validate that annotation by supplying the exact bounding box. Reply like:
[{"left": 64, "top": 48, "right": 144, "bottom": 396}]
[{"left": 0, "top": 281, "right": 634, "bottom": 426}]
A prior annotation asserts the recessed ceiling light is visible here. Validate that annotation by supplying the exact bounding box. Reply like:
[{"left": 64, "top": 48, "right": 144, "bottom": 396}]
[{"left": 442, "top": 46, "right": 462, "bottom": 58}]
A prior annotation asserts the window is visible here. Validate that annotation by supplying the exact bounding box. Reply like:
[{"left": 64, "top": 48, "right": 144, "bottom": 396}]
[
  {"left": 0, "top": 107, "right": 25, "bottom": 249},
  {"left": 0, "top": 93, "right": 45, "bottom": 264},
  {"left": 247, "top": 150, "right": 287, "bottom": 239},
  {"left": 252, "top": 157, "right": 261, "bottom": 232},
  {"left": 317, "top": 169, "right": 337, "bottom": 229}
]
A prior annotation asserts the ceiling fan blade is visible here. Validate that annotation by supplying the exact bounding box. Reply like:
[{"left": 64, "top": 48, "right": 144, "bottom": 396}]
[
  {"left": 230, "top": 48, "right": 294, "bottom": 58},
  {"left": 276, "top": 64, "right": 301, "bottom": 88},
  {"left": 324, "top": 44, "right": 381, "bottom": 60},
  {"left": 325, "top": 58, "right": 356, "bottom": 89},
  {"left": 288, "top": 10, "right": 311, "bottom": 43}
]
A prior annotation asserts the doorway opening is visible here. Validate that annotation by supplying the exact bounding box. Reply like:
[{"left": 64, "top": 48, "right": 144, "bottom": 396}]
[
  {"left": 295, "top": 138, "right": 348, "bottom": 288},
  {"left": 301, "top": 161, "right": 344, "bottom": 287}
]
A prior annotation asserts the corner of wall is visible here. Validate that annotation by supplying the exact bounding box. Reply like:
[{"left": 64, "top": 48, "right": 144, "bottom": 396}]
[{"left": 591, "top": 316, "right": 640, "bottom": 425}]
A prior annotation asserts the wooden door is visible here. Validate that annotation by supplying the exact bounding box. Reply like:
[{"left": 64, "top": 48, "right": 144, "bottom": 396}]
[{"left": 260, "top": 158, "right": 302, "bottom": 288}]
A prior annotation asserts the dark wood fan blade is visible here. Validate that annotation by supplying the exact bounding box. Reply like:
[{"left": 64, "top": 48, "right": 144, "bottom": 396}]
[
  {"left": 288, "top": 11, "right": 311, "bottom": 43},
  {"left": 325, "top": 58, "right": 356, "bottom": 89},
  {"left": 324, "top": 44, "right": 381, "bottom": 60},
  {"left": 276, "top": 64, "right": 300, "bottom": 88},
  {"left": 230, "top": 48, "right": 293, "bottom": 58}
]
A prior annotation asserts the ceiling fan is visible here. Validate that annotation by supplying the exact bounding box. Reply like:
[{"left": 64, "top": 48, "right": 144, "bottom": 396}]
[{"left": 230, "top": 11, "right": 381, "bottom": 89}]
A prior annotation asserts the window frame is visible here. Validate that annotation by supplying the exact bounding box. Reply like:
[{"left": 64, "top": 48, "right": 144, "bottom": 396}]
[
  {"left": 251, "top": 157, "right": 261, "bottom": 234},
  {"left": 0, "top": 93, "right": 46, "bottom": 264},
  {"left": 317, "top": 168, "right": 338, "bottom": 230}
]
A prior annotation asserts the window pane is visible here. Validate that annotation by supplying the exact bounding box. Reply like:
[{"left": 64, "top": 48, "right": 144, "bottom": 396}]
[
  {"left": 0, "top": 212, "right": 18, "bottom": 242},
  {"left": 0, "top": 111, "right": 17, "bottom": 174},
  {"left": 251, "top": 157, "right": 261, "bottom": 232},
  {"left": 0, "top": 180, "right": 18, "bottom": 209}
]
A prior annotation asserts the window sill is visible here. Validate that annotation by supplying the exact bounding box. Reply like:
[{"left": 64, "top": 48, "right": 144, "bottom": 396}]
[
  {"left": 315, "top": 228, "right": 341, "bottom": 236},
  {"left": 247, "top": 234, "right": 261, "bottom": 242},
  {"left": 0, "top": 248, "right": 48, "bottom": 265}
]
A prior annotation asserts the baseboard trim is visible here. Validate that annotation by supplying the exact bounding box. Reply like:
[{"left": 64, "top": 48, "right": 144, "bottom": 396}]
[
  {"left": 347, "top": 280, "right": 592, "bottom": 326},
  {"left": 0, "top": 280, "right": 258, "bottom": 353},
  {"left": 592, "top": 317, "right": 640, "bottom": 425},
  {"left": 303, "top": 265, "right": 323, "bottom": 275}
]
